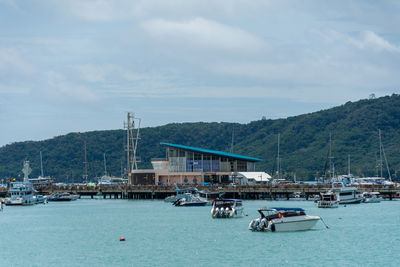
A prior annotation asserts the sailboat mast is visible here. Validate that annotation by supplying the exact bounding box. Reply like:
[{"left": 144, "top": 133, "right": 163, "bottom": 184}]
[
  {"left": 40, "top": 151, "right": 44, "bottom": 177},
  {"left": 277, "top": 133, "right": 280, "bottom": 180},
  {"left": 83, "top": 141, "right": 88, "bottom": 183},
  {"left": 379, "top": 129, "right": 383, "bottom": 178},
  {"left": 103, "top": 153, "right": 107, "bottom": 176},
  {"left": 330, "top": 133, "right": 332, "bottom": 178},
  {"left": 230, "top": 125, "right": 235, "bottom": 154},
  {"left": 347, "top": 154, "right": 350, "bottom": 176},
  {"left": 379, "top": 129, "right": 392, "bottom": 181}
]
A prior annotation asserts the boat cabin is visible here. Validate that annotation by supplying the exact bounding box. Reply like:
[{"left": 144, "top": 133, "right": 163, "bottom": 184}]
[{"left": 258, "top": 207, "right": 306, "bottom": 220}]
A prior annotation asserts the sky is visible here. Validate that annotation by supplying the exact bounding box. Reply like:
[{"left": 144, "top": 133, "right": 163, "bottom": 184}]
[{"left": 0, "top": 0, "right": 400, "bottom": 147}]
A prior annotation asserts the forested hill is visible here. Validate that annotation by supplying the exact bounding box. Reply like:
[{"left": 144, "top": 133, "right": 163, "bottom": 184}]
[{"left": 1, "top": 94, "right": 400, "bottom": 182}]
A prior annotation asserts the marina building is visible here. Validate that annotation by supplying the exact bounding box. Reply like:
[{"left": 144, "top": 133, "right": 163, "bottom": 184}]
[{"left": 129, "top": 143, "right": 264, "bottom": 185}]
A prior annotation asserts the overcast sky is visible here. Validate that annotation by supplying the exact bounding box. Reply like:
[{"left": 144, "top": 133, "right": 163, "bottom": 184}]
[{"left": 1, "top": 0, "right": 399, "bottom": 147}]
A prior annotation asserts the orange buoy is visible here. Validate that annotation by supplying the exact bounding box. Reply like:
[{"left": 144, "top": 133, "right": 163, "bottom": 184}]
[{"left": 120, "top": 237, "right": 126, "bottom": 241}]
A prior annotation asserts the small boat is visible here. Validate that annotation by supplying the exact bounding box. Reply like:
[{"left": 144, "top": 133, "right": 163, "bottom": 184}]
[
  {"left": 288, "top": 192, "right": 306, "bottom": 201},
  {"left": 48, "top": 193, "right": 79, "bottom": 202},
  {"left": 249, "top": 207, "right": 320, "bottom": 232},
  {"left": 317, "top": 191, "right": 339, "bottom": 208},
  {"left": 211, "top": 199, "right": 244, "bottom": 218},
  {"left": 173, "top": 195, "right": 208, "bottom": 206},
  {"left": 34, "top": 195, "right": 48, "bottom": 204},
  {"left": 362, "top": 192, "right": 382, "bottom": 203},
  {"left": 165, "top": 184, "right": 200, "bottom": 202}
]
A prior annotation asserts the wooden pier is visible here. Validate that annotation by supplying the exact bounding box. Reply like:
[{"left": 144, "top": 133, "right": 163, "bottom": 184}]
[
  {"left": 25, "top": 184, "right": 400, "bottom": 200},
  {"left": 1, "top": 184, "right": 399, "bottom": 200}
]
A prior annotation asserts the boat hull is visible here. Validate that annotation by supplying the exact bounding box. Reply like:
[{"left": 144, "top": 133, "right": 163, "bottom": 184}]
[
  {"left": 249, "top": 215, "right": 320, "bottom": 232},
  {"left": 339, "top": 198, "right": 362, "bottom": 204},
  {"left": 317, "top": 200, "right": 339, "bottom": 208},
  {"left": 271, "top": 216, "right": 320, "bottom": 232},
  {"left": 178, "top": 202, "right": 207, "bottom": 207}
]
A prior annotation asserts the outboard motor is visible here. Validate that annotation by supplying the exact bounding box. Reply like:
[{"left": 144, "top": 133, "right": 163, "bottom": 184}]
[
  {"left": 225, "top": 207, "right": 230, "bottom": 217},
  {"left": 214, "top": 207, "right": 219, "bottom": 217},
  {"left": 260, "top": 218, "right": 268, "bottom": 230},
  {"left": 251, "top": 218, "right": 260, "bottom": 231},
  {"left": 219, "top": 207, "right": 225, "bottom": 217}
]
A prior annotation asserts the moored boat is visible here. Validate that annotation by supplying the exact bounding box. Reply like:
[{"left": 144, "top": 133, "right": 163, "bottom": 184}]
[
  {"left": 317, "top": 191, "right": 339, "bottom": 208},
  {"left": 165, "top": 184, "right": 200, "bottom": 202},
  {"left": 173, "top": 195, "right": 208, "bottom": 206},
  {"left": 5, "top": 181, "right": 37, "bottom": 206},
  {"left": 48, "top": 193, "right": 79, "bottom": 201},
  {"left": 332, "top": 182, "right": 362, "bottom": 204},
  {"left": 211, "top": 199, "right": 244, "bottom": 218},
  {"left": 362, "top": 192, "right": 382, "bottom": 203},
  {"left": 249, "top": 207, "right": 320, "bottom": 232}
]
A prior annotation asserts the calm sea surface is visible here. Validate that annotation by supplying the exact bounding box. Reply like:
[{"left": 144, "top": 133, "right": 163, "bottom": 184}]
[{"left": 1, "top": 199, "right": 400, "bottom": 267}]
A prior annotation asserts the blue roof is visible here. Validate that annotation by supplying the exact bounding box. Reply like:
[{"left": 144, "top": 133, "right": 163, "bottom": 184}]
[{"left": 160, "top": 143, "right": 262, "bottom": 162}]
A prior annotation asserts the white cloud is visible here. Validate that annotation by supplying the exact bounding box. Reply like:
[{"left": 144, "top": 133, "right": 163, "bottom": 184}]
[
  {"left": 141, "top": 17, "right": 267, "bottom": 52},
  {"left": 349, "top": 30, "right": 400, "bottom": 53}
]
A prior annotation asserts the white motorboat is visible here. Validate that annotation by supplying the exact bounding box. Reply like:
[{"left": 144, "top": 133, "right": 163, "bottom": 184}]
[
  {"left": 173, "top": 194, "right": 209, "bottom": 206},
  {"left": 165, "top": 184, "right": 200, "bottom": 202},
  {"left": 5, "top": 181, "right": 37, "bottom": 206},
  {"left": 362, "top": 192, "right": 382, "bottom": 203},
  {"left": 249, "top": 207, "right": 320, "bottom": 232},
  {"left": 34, "top": 195, "right": 48, "bottom": 204},
  {"left": 6, "top": 160, "right": 38, "bottom": 206},
  {"left": 318, "top": 191, "right": 339, "bottom": 208},
  {"left": 332, "top": 182, "right": 362, "bottom": 204},
  {"left": 211, "top": 199, "right": 244, "bottom": 218},
  {"left": 288, "top": 192, "right": 306, "bottom": 201}
]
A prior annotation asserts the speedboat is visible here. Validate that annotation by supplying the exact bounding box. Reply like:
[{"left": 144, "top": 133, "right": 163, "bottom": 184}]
[
  {"left": 165, "top": 184, "right": 200, "bottom": 202},
  {"left": 48, "top": 193, "right": 79, "bottom": 201},
  {"left": 332, "top": 182, "right": 362, "bottom": 204},
  {"left": 173, "top": 195, "right": 208, "bottom": 206},
  {"left": 362, "top": 192, "right": 382, "bottom": 203},
  {"left": 288, "top": 192, "right": 306, "bottom": 201},
  {"left": 317, "top": 191, "right": 339, "bottom": 208},
  {"left": 34, "top": 195, "right": 48, "bottom": 204},
  {"left": 249, "top": 207, "right": 320, "bottom": 232},
  {"left": 211, "top": 199, "right": 244, "bottom": 218}
]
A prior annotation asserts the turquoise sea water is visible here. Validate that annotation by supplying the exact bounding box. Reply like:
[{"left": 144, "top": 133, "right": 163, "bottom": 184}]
[{"left": 1, "top": 199, "right": 400, "bottom": 267}]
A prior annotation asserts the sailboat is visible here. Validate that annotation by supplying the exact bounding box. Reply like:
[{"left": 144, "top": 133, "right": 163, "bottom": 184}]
[
  {"left": 356, "top": 129, "right": 394, "bottom": 186},
  {"left": 29, "top": 151, "right": 54, "bottom": 186},
  {"left": 319, "top": 133, "right": 362, "bottom": 206},
  {"left": 98, "top": 153, "right": 125, "bottom": 186},
  {"left": 271, "top": 133, "right": 288, "bottom": 186}
]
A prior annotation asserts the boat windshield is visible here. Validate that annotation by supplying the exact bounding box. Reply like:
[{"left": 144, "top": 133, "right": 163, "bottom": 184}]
[{"left": 214, "top": 200, "right": 237, "bottom": 207}]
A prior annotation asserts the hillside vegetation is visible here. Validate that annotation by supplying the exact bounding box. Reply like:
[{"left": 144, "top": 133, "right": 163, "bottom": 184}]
[{"left": 1, "top": 94, "right": 400, "bottom": 182}]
